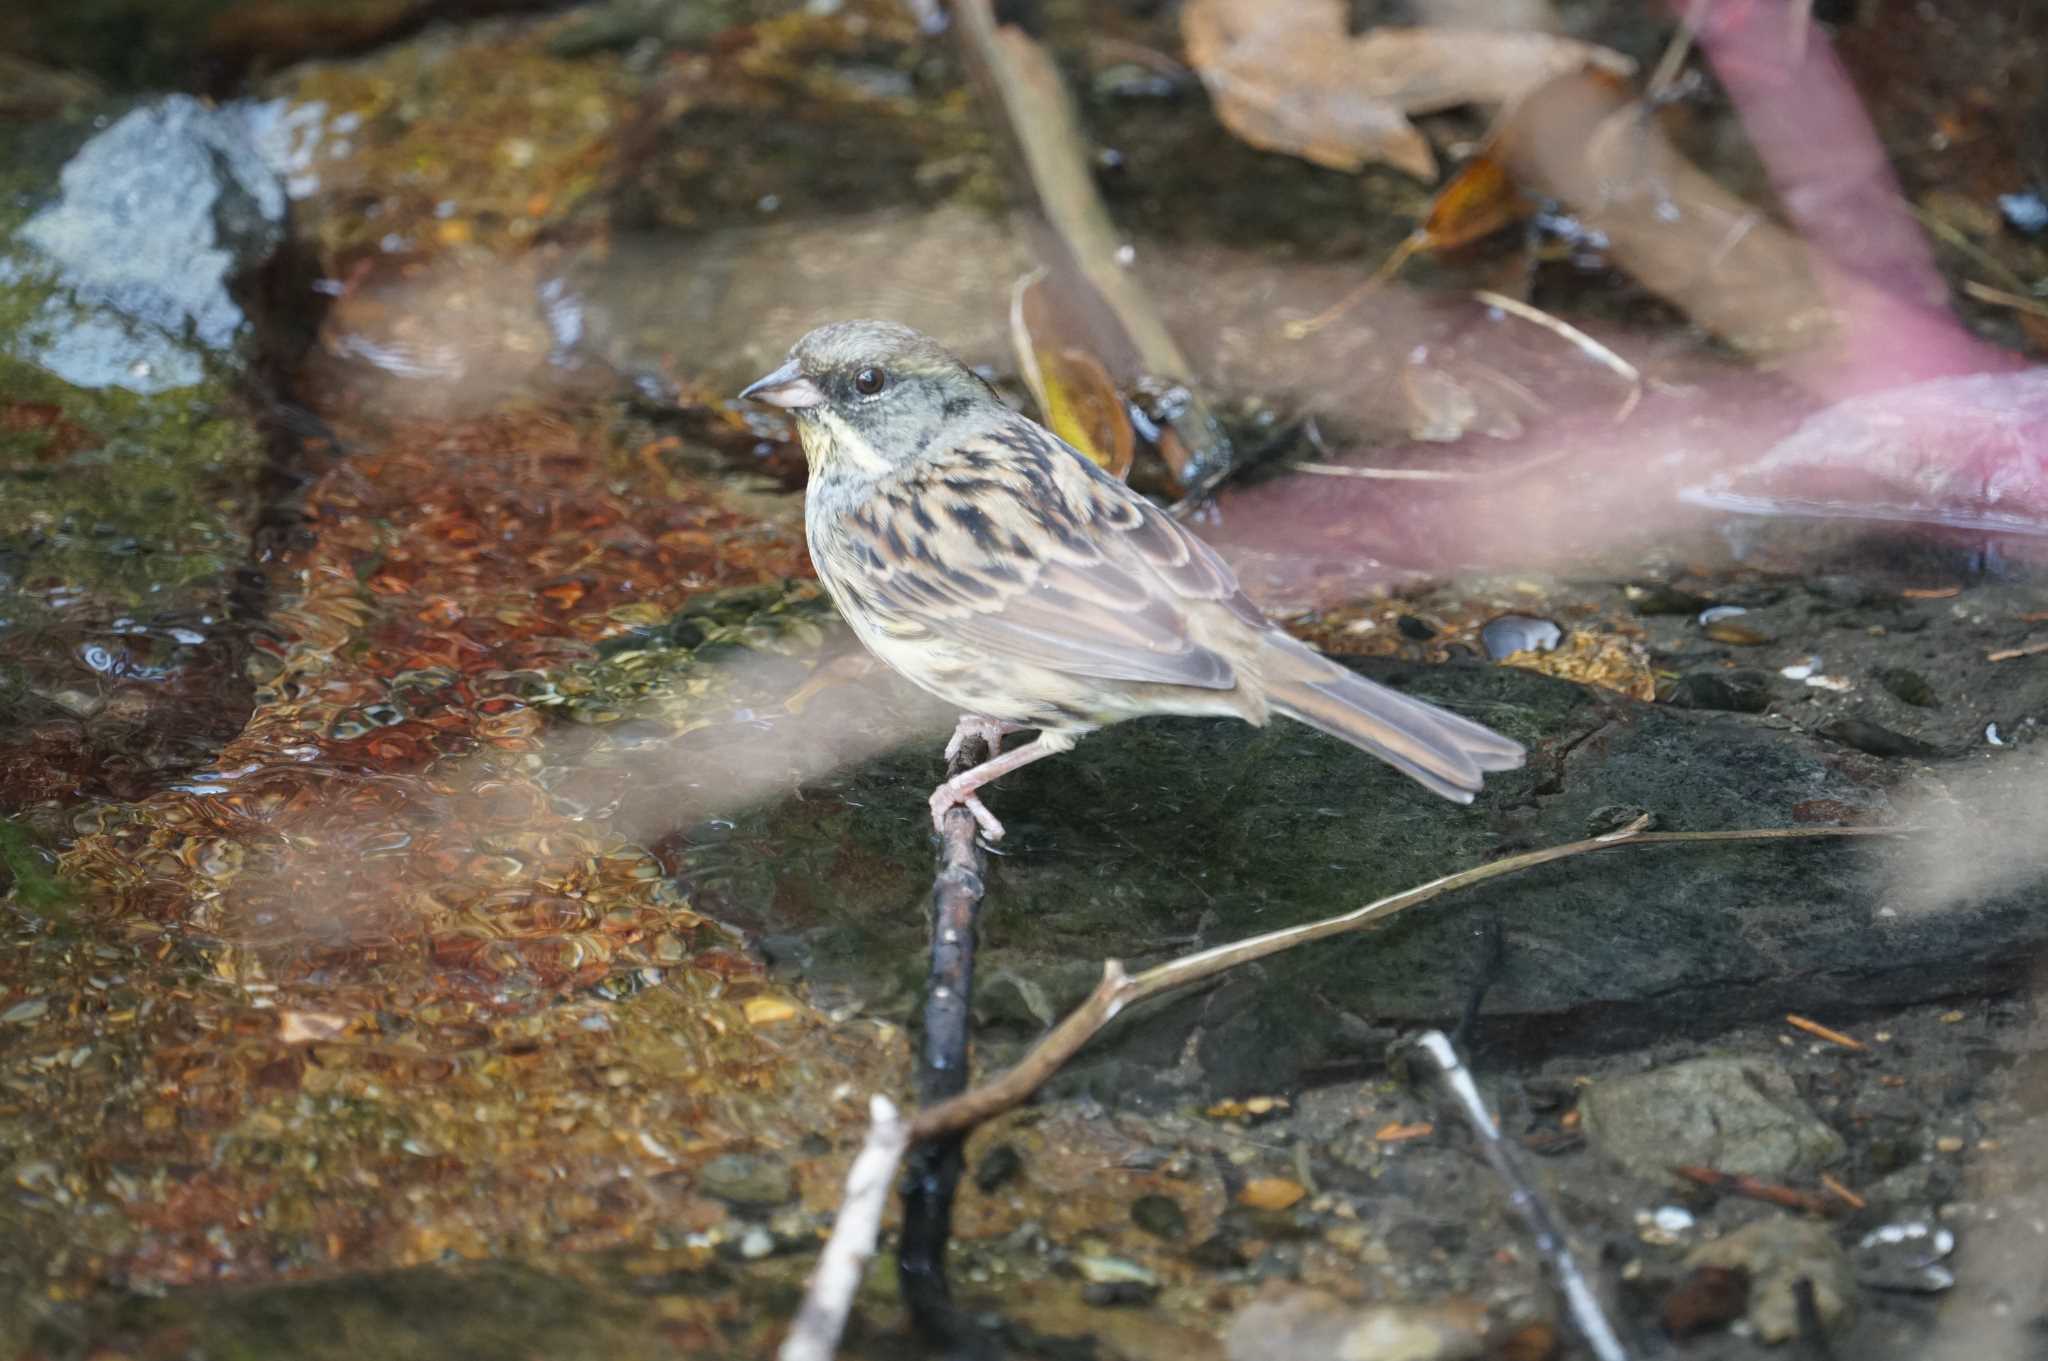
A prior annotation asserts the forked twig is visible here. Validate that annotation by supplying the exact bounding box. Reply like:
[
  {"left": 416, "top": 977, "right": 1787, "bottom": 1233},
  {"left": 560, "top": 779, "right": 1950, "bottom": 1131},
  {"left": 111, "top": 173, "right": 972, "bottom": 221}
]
[
  {"left": 784, "top": 816, "right": 1911, "bottom": 1357},
  {"left": 909, "top": 818, "right": 1904, "bottom": 1138}
]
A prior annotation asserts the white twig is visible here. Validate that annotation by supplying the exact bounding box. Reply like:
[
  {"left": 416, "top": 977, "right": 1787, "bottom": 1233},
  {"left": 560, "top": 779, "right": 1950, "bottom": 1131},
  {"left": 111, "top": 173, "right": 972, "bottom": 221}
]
[
  {"left": 1411, "top": 1032, "right": 1632, "bottom": 1361},
  {"left": 780, "top": 1096, "right": 912, "bottom": 1361},
  {"left": 1472, "top": 289, "right": 1643, "bottom": 421}
]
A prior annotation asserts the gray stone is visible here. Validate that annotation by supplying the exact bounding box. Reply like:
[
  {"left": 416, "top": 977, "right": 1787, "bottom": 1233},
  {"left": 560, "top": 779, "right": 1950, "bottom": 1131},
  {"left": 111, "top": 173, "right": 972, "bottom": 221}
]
[
  {"left": 696, "top": 1153, "right": 793, "bottom": 1210},
  {"left": 1224, "top": 1285, "right": 1485, "bottom": 1361},
  {"left": 1581, "top": 1056, "right": 1845, "bottom": 1182},
  {"left": 1686, "top": 1217, "right": 1854, "bottom": 1343},
  {"left": 681, "top": 651, "right": 2048, "bottom": 1098},
  {"left": 4, "top": 95, "right": 287, "bottom": 392}
]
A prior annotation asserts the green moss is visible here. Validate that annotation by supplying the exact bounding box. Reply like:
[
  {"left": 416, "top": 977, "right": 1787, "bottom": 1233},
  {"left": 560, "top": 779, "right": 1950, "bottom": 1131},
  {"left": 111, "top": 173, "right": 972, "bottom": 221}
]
[
  {"left": 0, "top": 817, "right": 69, "bottom": 909},
  {"left": 0, "top": 350, "right": 264, "bottom": 625}
]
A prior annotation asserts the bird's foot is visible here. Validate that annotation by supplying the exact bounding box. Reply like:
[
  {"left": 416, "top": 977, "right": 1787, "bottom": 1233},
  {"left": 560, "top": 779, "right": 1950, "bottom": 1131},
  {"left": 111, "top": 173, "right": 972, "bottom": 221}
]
[
  {"left": 930, "top": 781, "right": 1006, "bottom": 842},
  {"left": 943, "top": 715, "right": 1021, "bottom": 764}
]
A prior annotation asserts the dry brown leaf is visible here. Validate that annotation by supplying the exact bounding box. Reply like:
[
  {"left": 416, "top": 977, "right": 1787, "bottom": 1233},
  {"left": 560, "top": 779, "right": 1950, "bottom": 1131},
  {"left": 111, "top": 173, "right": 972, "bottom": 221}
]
[
  {"left": 1009, "top": 271, "right": 1138, "bottom": 481},
  {"left": 1181, "top": 0, "right": 1634, "bottom": 180},
  {"left": 1420, "top": 149, "right": 1534, "bottom": 251}
]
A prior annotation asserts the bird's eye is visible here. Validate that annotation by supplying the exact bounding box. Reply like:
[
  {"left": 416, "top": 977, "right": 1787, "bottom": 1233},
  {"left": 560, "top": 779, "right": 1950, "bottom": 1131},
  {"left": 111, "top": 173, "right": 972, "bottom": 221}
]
[{"left": 854, "top": 367, "right": 887, "bottom": 396}]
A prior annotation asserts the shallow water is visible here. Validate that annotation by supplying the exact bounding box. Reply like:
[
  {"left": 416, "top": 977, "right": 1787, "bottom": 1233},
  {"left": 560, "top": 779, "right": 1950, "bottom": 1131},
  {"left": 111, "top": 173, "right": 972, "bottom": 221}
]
[{"left": 4, "top": 3, "right": 2048, "bottom": 1359}]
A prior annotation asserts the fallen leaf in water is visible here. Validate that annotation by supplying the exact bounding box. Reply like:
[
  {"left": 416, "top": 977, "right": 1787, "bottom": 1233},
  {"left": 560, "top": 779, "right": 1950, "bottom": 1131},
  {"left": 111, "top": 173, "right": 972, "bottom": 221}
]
[
  {"left": 1683, "top": 368, "right": 2048, "bottom": 536},
  {"left": 1009, "top": 272, "right": 1137, "bottom": 480},
  {"left": 1181, "top": 0, "right": 1634, "bottom": 180},
  {"left": 1420, "top": 149, "right": 1533, "bottom": 251}
]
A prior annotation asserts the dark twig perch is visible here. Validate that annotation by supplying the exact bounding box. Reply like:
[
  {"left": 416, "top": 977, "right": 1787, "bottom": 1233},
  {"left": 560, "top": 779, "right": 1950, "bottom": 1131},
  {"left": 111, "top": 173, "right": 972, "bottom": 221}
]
[
  {"left": 896, "top": 733, "right": 993, "bottom": 1348},
  {"left": 783, "top": 819, "right": 1909, "bottom": 1358}
]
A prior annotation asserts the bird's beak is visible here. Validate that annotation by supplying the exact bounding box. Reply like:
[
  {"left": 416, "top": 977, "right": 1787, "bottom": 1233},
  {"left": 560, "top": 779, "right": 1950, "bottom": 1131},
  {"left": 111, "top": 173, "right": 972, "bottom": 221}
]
[{"left": 739, "top": 359, "right": 826, "bottom": 410}]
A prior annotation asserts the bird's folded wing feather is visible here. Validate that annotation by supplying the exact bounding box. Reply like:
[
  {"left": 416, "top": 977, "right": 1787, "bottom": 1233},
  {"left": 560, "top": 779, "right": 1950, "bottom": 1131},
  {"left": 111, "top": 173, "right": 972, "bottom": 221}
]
[{"left": 843, "top": 423, "right": 1266, "bottom": 690}]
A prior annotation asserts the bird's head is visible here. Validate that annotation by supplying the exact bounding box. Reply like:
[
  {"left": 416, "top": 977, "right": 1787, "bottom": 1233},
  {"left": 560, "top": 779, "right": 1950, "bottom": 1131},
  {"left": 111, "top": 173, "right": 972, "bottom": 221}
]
[{"left": 740, "top": 320, "right": 1002, "bottom": 479}]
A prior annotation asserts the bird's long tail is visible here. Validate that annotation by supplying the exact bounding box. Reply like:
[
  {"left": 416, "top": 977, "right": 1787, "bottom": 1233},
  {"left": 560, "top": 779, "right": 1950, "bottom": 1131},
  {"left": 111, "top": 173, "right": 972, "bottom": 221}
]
[{"left": 1263, "top": 635, "right": 1525, "bottom": 803}]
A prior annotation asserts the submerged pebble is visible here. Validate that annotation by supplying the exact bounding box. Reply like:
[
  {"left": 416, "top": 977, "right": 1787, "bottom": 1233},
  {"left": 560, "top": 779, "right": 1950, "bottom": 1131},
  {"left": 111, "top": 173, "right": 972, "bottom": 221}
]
[
  {"left": 1818, "top": 718, "right": 1942, "bottom": 759},
  {"left": 1666, "top": 670, "right": 1771, "bottom": 713},
  {"left": 1480, "top": 614, "right": 1563, "bottom": 659}
]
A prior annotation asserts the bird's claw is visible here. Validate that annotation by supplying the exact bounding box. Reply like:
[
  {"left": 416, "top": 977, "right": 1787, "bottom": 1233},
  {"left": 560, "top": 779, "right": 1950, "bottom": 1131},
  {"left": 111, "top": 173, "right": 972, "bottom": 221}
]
[
  {"left": 943, "top": 716, "right": 1015, "bottom": 764},
  {"left": 930, "top": 782, "right": 1005, "bottom": 842}
]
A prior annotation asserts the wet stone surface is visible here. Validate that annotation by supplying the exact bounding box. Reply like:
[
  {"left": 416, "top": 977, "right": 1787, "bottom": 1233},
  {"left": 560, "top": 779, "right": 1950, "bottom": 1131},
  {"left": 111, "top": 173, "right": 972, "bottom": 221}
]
[
  {"left": 2, "top": 0, "right": 2047, "bottom": 1357},
  {"left": 682, "top": 648, "right": 2048, "bottom": 1100},
  {"left": 0, "top": 95, "right": 299, "bottom": 817}
]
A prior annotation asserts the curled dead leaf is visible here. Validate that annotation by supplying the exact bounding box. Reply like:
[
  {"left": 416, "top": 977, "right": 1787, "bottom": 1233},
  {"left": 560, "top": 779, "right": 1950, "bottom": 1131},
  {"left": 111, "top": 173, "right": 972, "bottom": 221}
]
[
  {"left": 1009, "top": 271, "right": 1137, "bottom": 481},
  {"left": 1181, "top": 0, "right": 1635, "bottom": 180}
]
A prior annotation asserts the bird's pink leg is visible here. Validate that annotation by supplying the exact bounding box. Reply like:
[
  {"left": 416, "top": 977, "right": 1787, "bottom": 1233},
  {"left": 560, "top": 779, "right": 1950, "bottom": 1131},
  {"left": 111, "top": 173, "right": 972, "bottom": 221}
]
[
  {"left": 929, "top": 731, "right": 1076, "bottom": 841},
  {"left": 942, "top": 714, "right": 1025, "bottom": 764}
]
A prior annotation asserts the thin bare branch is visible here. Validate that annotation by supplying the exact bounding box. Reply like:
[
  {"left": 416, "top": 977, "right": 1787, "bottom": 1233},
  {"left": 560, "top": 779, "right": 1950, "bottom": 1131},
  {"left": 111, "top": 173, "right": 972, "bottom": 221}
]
[
  {"left": 1472, "top": 288, "right": 1644, "bottom": 420},
  {"left": 780, "top": 1095, "right": 911, "bottom": 1361},
  {"left": 911, "top": 818, "right": 1907, "bottom": 1139},
  {"left": 1406, "top": 1030, "right": 1634, "bottom": 1361}
]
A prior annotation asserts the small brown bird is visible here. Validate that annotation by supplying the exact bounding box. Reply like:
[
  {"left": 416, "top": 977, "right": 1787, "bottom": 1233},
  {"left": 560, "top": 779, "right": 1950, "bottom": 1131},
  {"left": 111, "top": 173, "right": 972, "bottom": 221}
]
[{"left": 742, "top": 320, "right": 1524, "bottom": 840}]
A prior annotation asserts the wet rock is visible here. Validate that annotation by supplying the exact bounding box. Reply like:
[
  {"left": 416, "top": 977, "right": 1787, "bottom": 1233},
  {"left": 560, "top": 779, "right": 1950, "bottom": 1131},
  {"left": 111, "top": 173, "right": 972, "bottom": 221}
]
[
  {"left": 0, "top": 97, "right": 292, "bottom": 812},
  {"left": 1873, "top": 666, "right": 1938, "bottom": 707},
  {"left": 2001, "top": 190, "right": 2048, "bottom": 238},
  {"left": 1224, "top": 1284, "right": 1486, "bottom": 1361},
  {"left": 1684, "top": 1217, "right": 1854, "bottom": 1343},
  {"left": 974, "top": 1143, "right": 1023, "bottom": 1193},
  {"left": 1701, "top": 617, "right": 1775, "bottom": 646},
  {"left": 1580, "top": 1056, "right": 1845, "bottom": 1182},
  {"left": 1804, "top": 574, "right": 1884, "bottom": 609},
  {"left": 1, "top": 0, "right": 545, "bottom": 91},
  {"left": 1074, "top": 1254, "right": 1157, "bottom": 1288},
  {"left": 1131, "top": 1193, "right": 1189, "bottom": 1241},
  {"left": 1853, "top": 1219, "right": 1955, "bottom": 1293},
  {"left": 696, "top": 1152, "right": 793, "bottom": 1209},
  {"left": 1479, "top": 614, "right": 1562, "bottom": 659},
  {"left": 1627, "top": 581, "right": 1713, "bottom": 616},
  {"left": 4, "top": 96, "right": 287, "bottom": 392},
  {"left": 1081, "top": 1279, "right": 1160, "bottom": 1307},
  {"left": 1662, "top": 1263, "right": 1750, "bottom": 1338},
  {"left": 1665, "top": 669, "right": 1772, "bottom": 713},
  {"left": 691, "top": 657, "right": 2048, "bottom": 1099},
  {"left": 1817, "top": 717, "right": 1944, "bottom": 758}
]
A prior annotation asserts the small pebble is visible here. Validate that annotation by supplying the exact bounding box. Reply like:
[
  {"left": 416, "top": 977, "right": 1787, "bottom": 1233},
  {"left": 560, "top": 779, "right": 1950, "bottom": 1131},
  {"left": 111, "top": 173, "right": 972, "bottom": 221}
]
[
  {"left": 974, "top": 1143, "right": 1023, "bottom": 1193},
  {"left": 1666, "top": 671, "right": 1770, "bottom": 713},
  {"left": 1480, "top": 614, "right": 1563, "bottom": 659},
  {"left": 1873, "top": 666, "right": 1937, "bottom": 707},
  {"left": 1627, "top": 582, "right": 1712, "bottom": 616},
  {"left": 2000, "top": 189, "right": 2048, "bottom": 236},
  {"left": 1074, "top": 1254, "right": 1157, "bottom": 1287},
  {"left": 1130, "top": 1193, "right": 1188, "bottom": 1241},
  {"left": 1818, "top": 718, "right": 1941, "bottom": 759},
  {"left": 1703, "top": 619, "right": 1774, "bottom": 646},
  {"left": 698, "top": 1153, "right": 794, "bottom": 1209},
  {"left": 1081, "top": 1280, "right": 1159, "bottom": 1307},
  {"left": 1237, "top": 1177, "right": 1307, "bottom": 1211}
]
